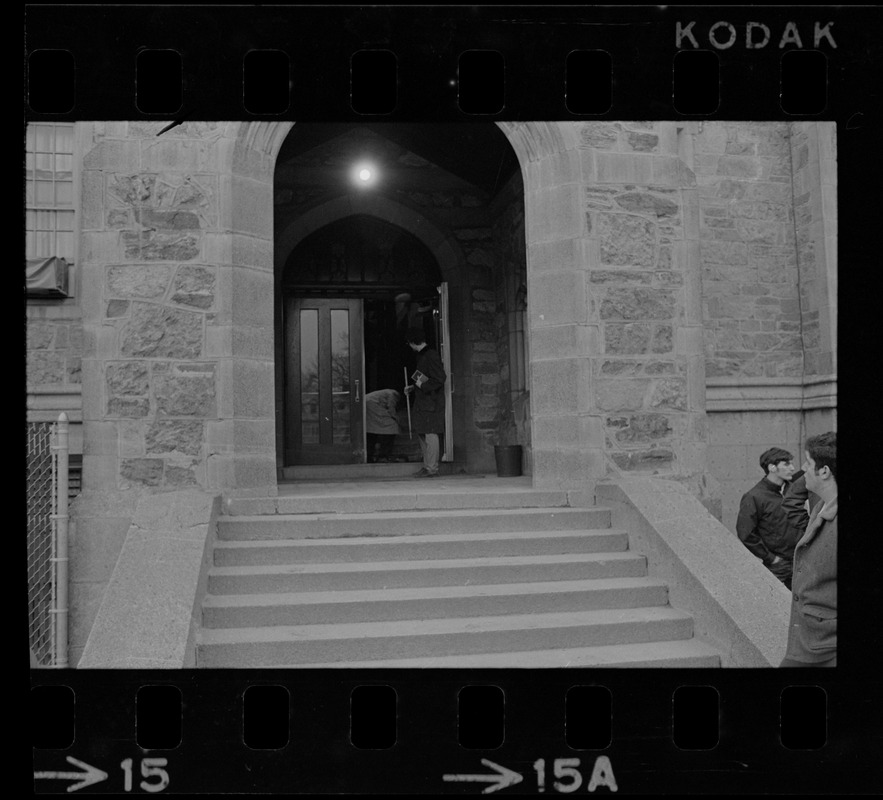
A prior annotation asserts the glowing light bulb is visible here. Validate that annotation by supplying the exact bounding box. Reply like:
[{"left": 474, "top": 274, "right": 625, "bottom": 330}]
[{"left": 351, "top": 162, "right": 378, "bottom": 188}]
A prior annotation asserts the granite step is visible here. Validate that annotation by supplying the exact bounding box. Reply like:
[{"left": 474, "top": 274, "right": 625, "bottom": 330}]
[
  {"left": 227, "top": 487, "right": 579, "bottom": 516},
  {"left": 202, "top": 576, "right": 670, "bottom": 628},
  {"left": 212, "top": 529, "right": 630, "bottom": 566},
  {"left": 216, "top": 507, "right": 612, "bottom": 540},
  {"left": 285, "top": 639, "right": 723, "bottom": 669},
  {"left": 196, "top": 606, "right": 696, "bottom": 667},
  {"left": 206, "top": 552, "right": 648, "bottom": 595}
]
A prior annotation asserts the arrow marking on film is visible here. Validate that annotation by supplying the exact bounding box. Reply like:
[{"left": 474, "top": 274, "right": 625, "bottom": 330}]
[
  {"left": 34, "top": 756, "right": 108, "bottom": 792},
  {"left": 443, "top": 758, "right": 523, "bottom": 794}
]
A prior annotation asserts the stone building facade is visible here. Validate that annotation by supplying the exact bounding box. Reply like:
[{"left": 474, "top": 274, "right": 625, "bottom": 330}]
[{"left": 25, "top": 120, "right": 836, "bottom": 665}]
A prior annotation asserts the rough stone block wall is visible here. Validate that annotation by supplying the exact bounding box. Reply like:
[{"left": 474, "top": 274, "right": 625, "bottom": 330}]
[
  {"left": 694, "top": 122, "right": 803, "bottom": 379},
  {"left": 568, "top": 121, "right": 700, "bottom": 479},
  {"left": 81, "top": 122, "right": 227, "bottom": 492}
]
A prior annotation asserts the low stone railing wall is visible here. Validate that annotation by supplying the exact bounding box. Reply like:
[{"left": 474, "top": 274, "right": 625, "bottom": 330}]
[
  {"left": 78, "top": 489, "right": 220, "bottom": 668},
  {"left": 595, "top": 478, "right": 792, "bottom": 667}
]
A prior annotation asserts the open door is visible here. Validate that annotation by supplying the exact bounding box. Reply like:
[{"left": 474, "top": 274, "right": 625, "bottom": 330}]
[
  {"left": 284, "top": 297, "right": 365, "bottom": 465},
  {"left": 438, "top": 282, "right": 453, "bottom": 461}
]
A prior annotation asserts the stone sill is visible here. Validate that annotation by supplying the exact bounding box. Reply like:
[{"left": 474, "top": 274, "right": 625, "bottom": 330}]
[{"left": 706, "top": 375, "right": 836, "bottom": 412}]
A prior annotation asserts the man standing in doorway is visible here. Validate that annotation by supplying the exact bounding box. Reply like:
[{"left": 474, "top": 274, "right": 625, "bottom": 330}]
[
  {"left": 736, "top": 447, "right": 799, "bottom": 589},
  {"left": 404, "top": 327, "right": 446, "bottom": 478},
  {"left": 781, "top": 432, "right": 837, "bottom": 667}
]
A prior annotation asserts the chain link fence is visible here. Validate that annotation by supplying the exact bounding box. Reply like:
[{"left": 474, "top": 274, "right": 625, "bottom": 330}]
[{"left": 27, "top": 422, "right": 56, "bottom": 666}]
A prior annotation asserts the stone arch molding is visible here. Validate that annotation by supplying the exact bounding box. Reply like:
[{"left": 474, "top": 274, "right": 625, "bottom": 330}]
[
  {"left": 228, "top": 119, "right": 568, "bottom": 175},
  {"left": 226, "top": 120, "right": 568, "bottom": 284},
  {"left": 275, "top": 195, "right": 463, "bottom": 284},
  {"left": 227, "top": 121, "right": 295, "bottom": 173}
]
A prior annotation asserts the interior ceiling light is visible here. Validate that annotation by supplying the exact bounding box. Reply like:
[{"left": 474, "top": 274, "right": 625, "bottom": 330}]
[{"left": 351, "top": 161, "right": 378, "bottom": 188}]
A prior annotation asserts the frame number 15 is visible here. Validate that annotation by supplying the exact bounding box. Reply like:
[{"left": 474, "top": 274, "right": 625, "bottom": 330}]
[{"left": 120, "top": 758, "right": 170, "bottom": 792}]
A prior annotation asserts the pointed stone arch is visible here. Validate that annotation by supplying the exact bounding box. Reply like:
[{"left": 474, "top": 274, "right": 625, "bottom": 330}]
[{"left": 224, "top": 120, "right": 575, "bottom": 486}]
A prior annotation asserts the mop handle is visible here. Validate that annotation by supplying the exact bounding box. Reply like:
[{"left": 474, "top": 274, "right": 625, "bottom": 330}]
[{"left": 404, "top": 367, "right": 412, "bottom": 439}]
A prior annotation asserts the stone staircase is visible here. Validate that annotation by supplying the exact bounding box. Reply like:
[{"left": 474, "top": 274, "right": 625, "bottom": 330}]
[{"left": 196, "top": 482, "right": 722, "bottom": 668}]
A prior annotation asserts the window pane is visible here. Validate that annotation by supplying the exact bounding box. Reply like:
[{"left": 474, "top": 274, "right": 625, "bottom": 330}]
[
  {"left": 300, "top": 310, "right": 319, "bottom": 444},
  {"left": 56, "top": 232, "right": 74, "bottom": 261},
  {"left": 36, "top": 181, "right": 53, "bottom": 204},
  {"left": 330, "top": 309, "right": 350, "bottom": 444},
  {"left": 57, "top": 210, "right": 75, "bottom": 231},
  {"left": 56, "top": 182, "right": 73, "bottom": 205},
  {"left": 35, "top": 231, "right": 52, "bottom": 257},
  {"left": 35, "top": 153, "right": 52, "bottom": 172},
  {"left": 56, "top": 125, "right": 73, "bottom": 153},
  {"left": 56, "top": 153, "right": 72, "bottom": 173},
  {"left": 35, "top": 125, "right": 52, "bottom": 153}
]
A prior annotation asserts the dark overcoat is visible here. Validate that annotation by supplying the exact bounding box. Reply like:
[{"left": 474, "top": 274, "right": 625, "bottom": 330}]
[{"left": 410, "top": 347, "right": 446, "bottom": 434}]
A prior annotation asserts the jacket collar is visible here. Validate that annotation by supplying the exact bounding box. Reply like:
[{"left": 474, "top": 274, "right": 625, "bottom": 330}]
[
  {"left": 818, "top": 496, "right": 838, "bottom": 521},
  {"left": 799, "top": 496, "right": 837, "bottom": 548},
  {"left": 760, "top": 476, "right": 785, "bottom": 494}
]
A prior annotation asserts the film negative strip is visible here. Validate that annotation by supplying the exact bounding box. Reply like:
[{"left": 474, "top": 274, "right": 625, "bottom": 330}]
[{"left": 25, "top": 4, "right": 881, "bottom": 795}]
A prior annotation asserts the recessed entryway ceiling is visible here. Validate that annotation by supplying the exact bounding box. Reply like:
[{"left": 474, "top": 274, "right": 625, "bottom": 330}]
[{"left": 275, "top": 122, "right": 520, "bottom": 197}]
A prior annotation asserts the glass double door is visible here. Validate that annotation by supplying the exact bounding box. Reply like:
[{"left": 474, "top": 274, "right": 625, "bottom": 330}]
[{"left": 284, "top": 297, "right": 365, "bottom": 465}]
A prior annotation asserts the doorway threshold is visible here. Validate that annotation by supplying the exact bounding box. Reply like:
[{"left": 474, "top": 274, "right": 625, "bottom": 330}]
[{"left": 280, "top": 462, "right": 471, "bottom": 482}]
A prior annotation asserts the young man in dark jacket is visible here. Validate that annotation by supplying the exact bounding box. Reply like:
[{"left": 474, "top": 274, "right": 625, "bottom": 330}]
[
  {"left": 780, "top": 432, "right": 837, "bottom": 667},
  {"left": 781, "top": 466, "right": 821, "bottom": 535},
  {"left": 404, "top": 327, "right": 446, "bottom": 478},
  {"left": 736, "top": 447, "right": 801, "bottom": 589}
]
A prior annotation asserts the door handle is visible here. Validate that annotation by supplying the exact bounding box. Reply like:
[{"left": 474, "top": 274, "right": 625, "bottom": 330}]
[{"left": 355, "top": 379, "right": 360, "bottom": 403}]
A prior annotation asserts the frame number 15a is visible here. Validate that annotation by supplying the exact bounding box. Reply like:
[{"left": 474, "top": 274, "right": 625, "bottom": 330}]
[{"left": 533, "top": 757, "right": 617, "bottom": 793}]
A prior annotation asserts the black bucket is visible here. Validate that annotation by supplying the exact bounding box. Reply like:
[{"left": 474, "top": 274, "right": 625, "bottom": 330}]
[{"left": 494, "top": 445, "right": 523, "bottom": 477}]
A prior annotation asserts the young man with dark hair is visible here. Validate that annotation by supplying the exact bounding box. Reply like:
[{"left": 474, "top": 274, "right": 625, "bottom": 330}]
[
  {"left": 736, "top": 447, "right": 799, "bottom": 589},
  {"left": 781, "top": 431, "right": 837, "bottom": 667},
  {"left": 404, "top": 327, "right": 446, "bottom": 478}
]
